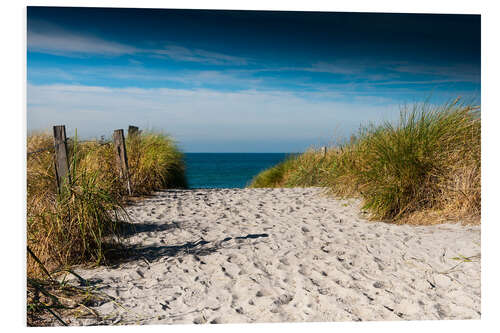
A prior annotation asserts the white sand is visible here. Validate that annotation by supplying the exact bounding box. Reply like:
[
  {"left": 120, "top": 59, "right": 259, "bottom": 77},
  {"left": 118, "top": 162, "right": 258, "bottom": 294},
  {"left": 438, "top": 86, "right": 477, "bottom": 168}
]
[{"left": 64, "top": 188, "right": 480, "bottom": 325}]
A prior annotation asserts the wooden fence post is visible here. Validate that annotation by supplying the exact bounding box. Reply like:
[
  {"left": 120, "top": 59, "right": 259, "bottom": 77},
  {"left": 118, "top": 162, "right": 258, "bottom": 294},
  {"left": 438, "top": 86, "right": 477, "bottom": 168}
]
[
  {"left": 53, "top": 125, "right": 71, "bottom": 193},
  {"left": 128, "top": 125, "right": 139, "bottom": 138},
  {"left": 322, "top": 146, "right": 327, "bottom": 158},
  {"left": 113, "top": 129, "right": 132, "bottom": 195}
]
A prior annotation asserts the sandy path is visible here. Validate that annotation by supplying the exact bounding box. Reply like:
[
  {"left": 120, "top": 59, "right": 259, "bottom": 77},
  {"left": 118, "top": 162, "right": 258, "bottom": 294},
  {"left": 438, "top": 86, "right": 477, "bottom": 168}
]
[{"left": 65, "top": 188, "right": 480, "bottom": 325}]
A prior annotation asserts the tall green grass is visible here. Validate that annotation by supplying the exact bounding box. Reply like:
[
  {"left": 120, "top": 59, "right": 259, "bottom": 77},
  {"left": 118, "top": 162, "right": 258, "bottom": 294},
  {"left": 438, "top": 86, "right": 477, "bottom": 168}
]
[
  {"left": 127, "top": 132, "right": 187, "bottom": 194},
  {"left": 250, "top": 100, "right": 481, "bottom": 224},
  {"left": 248, "top": 155, "right": 297, "bottom": 188},
  {"left": 27, "top": 130, "right": 187, "bottom": 277}
]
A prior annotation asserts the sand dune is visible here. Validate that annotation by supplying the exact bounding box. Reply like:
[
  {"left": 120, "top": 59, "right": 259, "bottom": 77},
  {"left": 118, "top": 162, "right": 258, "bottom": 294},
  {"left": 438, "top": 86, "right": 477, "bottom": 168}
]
[{"left": 62, "top": 188, "right": 480, "bottom": 325}]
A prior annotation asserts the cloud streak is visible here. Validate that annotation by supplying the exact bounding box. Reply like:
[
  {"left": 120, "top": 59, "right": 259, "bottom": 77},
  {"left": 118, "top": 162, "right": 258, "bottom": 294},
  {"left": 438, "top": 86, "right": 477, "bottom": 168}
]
[
  {"left": 258, "top": 61, "right": 480, "bottom": 84},
  {"left": 152, "top": 45, "right": 249, "bottom": 65},
  {"left": 28, "top": 20, "right": 138, "bottom": 56},
  {"left": 389, "top": 63, "right": 480, "bottom": 83},
  {"left": 28, "top": 20, "right": 250, "bottom": 66}
]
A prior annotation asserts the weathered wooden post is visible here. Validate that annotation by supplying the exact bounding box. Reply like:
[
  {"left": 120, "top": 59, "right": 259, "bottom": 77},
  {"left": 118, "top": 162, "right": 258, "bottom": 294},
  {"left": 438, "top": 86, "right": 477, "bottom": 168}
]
[
  {"left": 128, "top": 125, "right": 139, "bottom": 138},
  {"left": 113, "top": 129, "right": 132, "bottom": 195},
  {"left": 322, "top": 146, "right": 327, "bottom": 158},
  {"left": 53, "top": 125, "right": 71, "bottom": 193}
]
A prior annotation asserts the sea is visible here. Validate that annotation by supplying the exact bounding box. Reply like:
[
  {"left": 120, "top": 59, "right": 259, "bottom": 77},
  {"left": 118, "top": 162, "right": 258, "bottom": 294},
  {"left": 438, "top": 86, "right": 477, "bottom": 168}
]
[{"left": 184, "top": 153, "right": 292, "bottom": 189}]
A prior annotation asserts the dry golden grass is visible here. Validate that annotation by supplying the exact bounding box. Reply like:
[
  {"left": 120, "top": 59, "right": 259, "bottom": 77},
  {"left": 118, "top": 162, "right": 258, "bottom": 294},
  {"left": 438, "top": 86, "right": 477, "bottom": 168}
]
[{"left": 27, "top": 133, "right": 125, "bottom": 277}]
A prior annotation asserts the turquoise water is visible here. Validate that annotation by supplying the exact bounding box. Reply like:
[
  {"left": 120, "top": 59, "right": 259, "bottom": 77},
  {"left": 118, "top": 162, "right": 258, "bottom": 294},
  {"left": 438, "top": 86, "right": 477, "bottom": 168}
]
[{"left": 184, "top": 153, "right": 291, "bottom": 188}]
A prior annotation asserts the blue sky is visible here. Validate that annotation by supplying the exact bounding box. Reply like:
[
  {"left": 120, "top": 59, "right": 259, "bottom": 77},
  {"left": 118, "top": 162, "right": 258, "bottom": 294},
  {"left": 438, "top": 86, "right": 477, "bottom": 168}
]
[{"left": 27, "top": 7, "right": 480, "bottom": 152}]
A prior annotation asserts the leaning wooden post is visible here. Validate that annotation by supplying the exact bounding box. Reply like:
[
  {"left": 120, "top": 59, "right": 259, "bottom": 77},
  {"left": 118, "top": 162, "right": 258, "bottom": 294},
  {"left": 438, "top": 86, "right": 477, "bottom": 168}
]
[
  {"left": 53, "top": 125, "right": 71, "bottom": 194},
  {"left": 128, "top": 125, "right": 139, "bottom": 139},
  {"left": 113, "top": 129, "right": 132, "bottom": 195}
]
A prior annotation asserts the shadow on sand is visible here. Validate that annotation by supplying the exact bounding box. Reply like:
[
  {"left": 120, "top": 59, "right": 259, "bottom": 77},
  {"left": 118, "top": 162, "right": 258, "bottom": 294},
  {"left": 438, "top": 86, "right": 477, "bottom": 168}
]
[
  {"left": 116, "top": 220, "right": 181, "bottom": 237},
  {"left": 105, "top": 223, "right": 269, "bottom": 266}
]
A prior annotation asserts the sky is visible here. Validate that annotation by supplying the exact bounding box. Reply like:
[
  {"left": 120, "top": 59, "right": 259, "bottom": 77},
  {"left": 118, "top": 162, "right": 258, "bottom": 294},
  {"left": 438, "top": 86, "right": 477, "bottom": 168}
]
[{"left": 27, "top": 7, "right": 481, "bottom": 152}]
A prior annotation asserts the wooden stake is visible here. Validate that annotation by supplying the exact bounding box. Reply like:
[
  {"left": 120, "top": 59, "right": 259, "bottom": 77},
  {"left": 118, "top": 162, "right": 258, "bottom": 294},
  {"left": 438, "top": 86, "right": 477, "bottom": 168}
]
[
  {"left": 128, "top": 125, "right": 139, "bottom": 138},
  {"left": 113, "top": 129, "right": 132, "bottom": 195},
  {"left": 322, "top": 146, "right": 327, "bottom": 158},
  {"left": 53, "top": 125, "right": 70, "bottom": 193}
]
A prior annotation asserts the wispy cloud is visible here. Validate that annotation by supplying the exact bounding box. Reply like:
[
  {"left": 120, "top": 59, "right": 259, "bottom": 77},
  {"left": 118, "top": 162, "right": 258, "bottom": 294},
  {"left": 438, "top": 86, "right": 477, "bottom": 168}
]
[
  {"left": 250, "top": 61, "right": 367, "bottom": 76},
  {"left": 389, "top": 63, "right": 480, "bottom": 83},
  {"left": 28, "top": 20, "right": 138, "bottom": 56},
  {"left": 28, "top": 66, "right": 264, "bottom": 91},
  {"left": 368, "top": 79, "right": 465, "bottom": 86},
  {"left": 152, "top": 45, "right": 249, "bottom": 66},
  {"left": 304, "top": 61, "right": 365, "bottom": 75},
  {"left": 252, "top": 58, "right": 479, "bottom": 84},
  {"left": 28, "top": 20, "right": 250, "bottom": 66}
]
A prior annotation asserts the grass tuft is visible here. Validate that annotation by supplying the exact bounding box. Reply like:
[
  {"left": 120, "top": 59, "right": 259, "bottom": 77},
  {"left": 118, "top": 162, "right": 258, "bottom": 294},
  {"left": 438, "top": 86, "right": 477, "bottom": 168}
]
[{"left": 127, "top": 132, "right": 187, "bottom": 194}]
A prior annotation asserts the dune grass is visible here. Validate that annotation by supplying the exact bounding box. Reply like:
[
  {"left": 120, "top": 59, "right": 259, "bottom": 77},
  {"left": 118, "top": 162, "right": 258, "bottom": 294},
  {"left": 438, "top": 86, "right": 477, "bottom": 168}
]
[
  {"left": 249, "top": 99, "right": 481, "bottom": 224},
  {"left": 248, "top": 155, "right": 297, "bottom": 188},
  {"left": 27, "top": 132, "right": 121, "bottom": 278},
  {"left": 127, "top": 132, "right": 187, "bottom": 194},
  {"left": 27, "top": 130, "right": 187, "bottom": 278}
]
